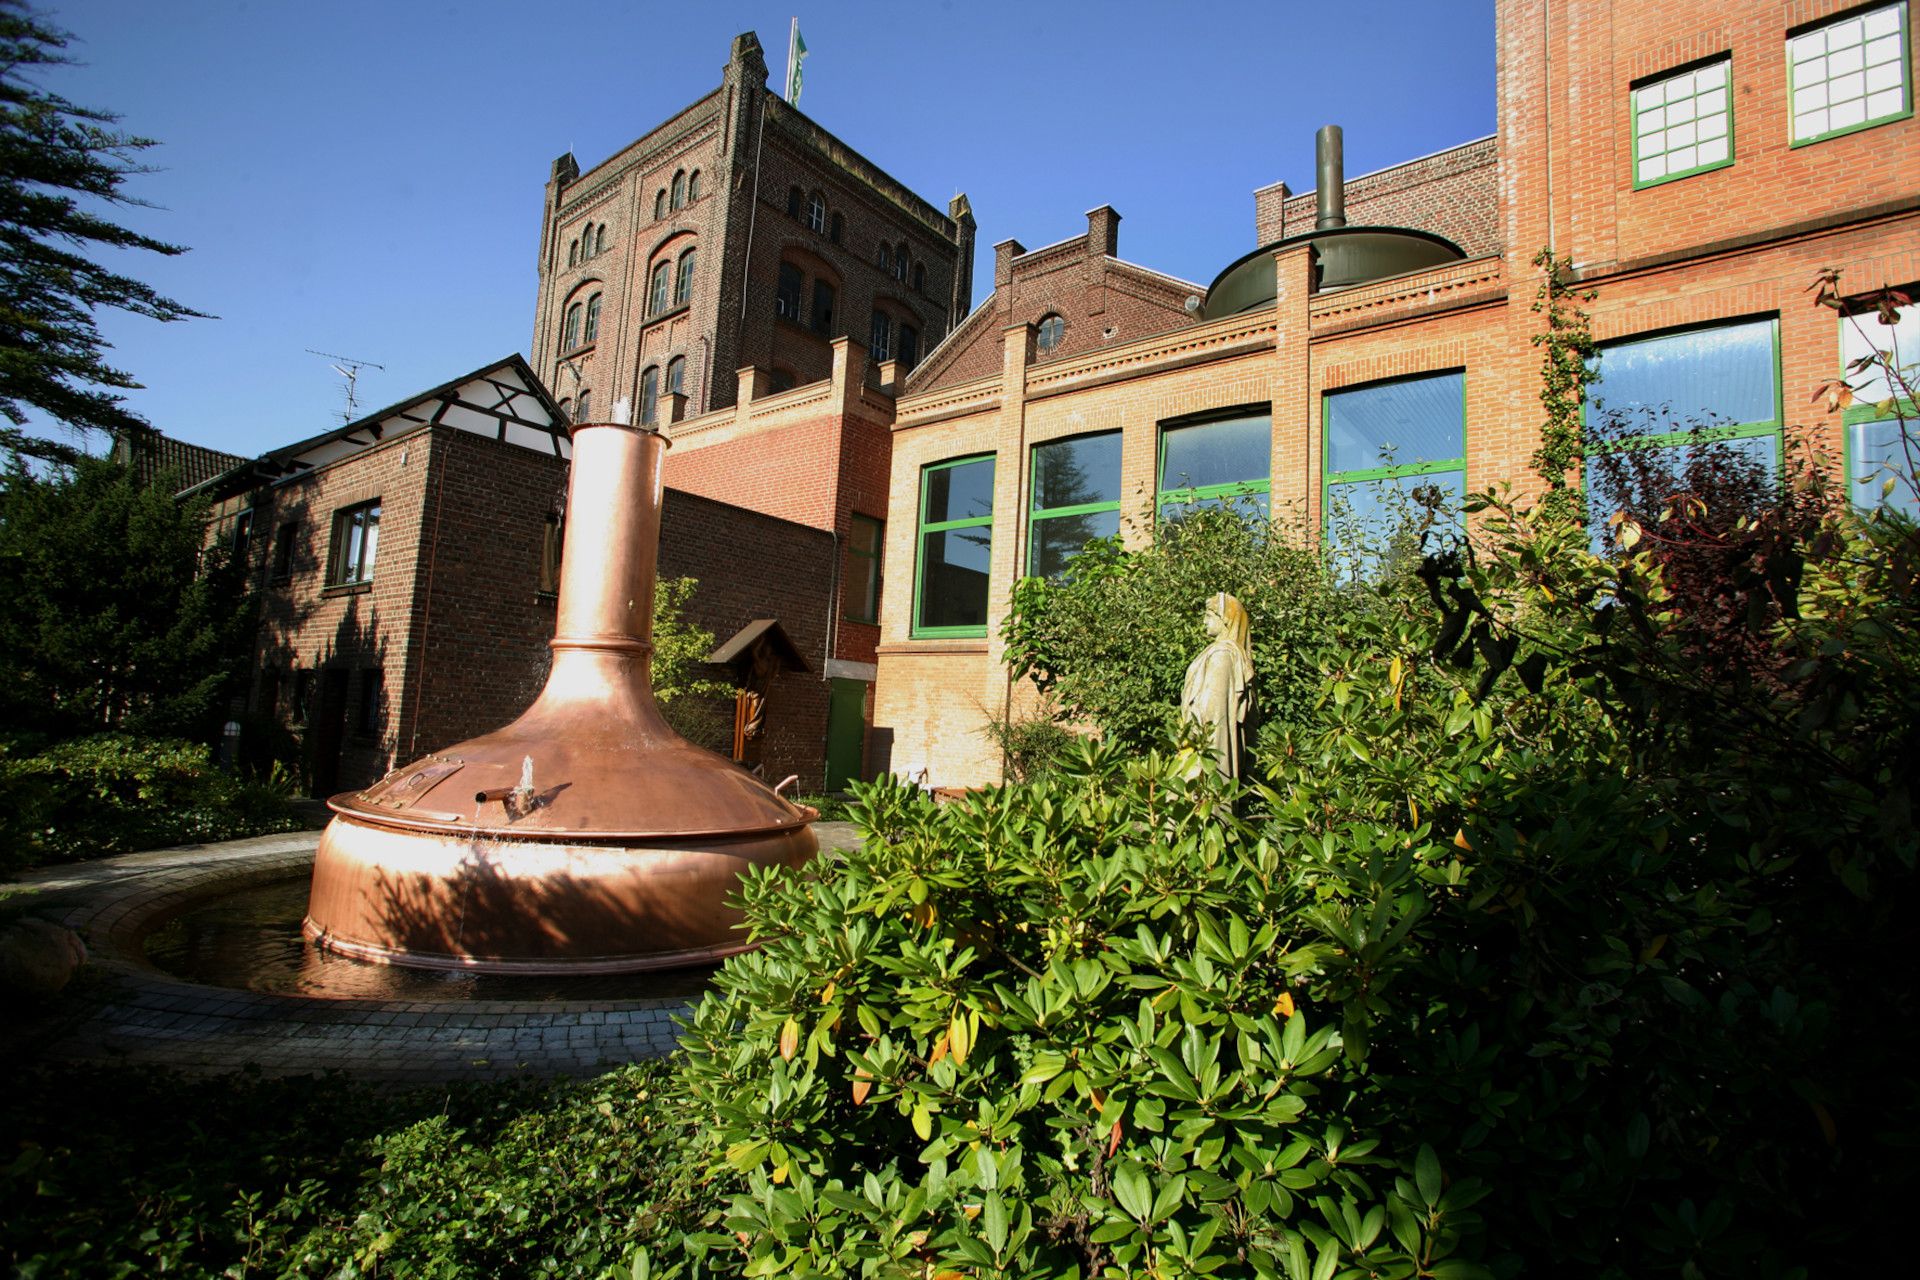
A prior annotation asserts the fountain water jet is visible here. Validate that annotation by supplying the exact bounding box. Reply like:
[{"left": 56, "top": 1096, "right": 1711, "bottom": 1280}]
[{"left": 303, "top": 420, "right": 817, "bottom": 973}]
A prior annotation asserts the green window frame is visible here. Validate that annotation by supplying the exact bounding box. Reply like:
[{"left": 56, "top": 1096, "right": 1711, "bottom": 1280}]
[
  {"left": 846, "top": 514, "right": 884, "bottom": 624},
  {"left": 1631, "top": 57, "right": 1733, "bottom": 189},
  {"left": 913, "top": 455, "right": 995, "bottom": 638},
  {"left": 1156, "top": 411, "right": 1272, "bottom": 521},
  {"left": 1028, "top": 431, "right": 1122, "bottom": 580},
  {"left": 1322, "top": 370, "right": 1468, "bottom": 550},
  {"left": 1839, "top": 291, "right": 1919, "bottom": 515},
  {"left": 1584, "top": 317, "right": 1784, "bottom": 540},
  {"left": 1789, "top": 1, "right": 1912, "bottom": 147}
]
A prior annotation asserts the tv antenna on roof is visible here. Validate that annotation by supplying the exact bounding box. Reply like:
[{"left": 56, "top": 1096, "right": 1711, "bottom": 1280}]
[{"left": 307, "top": 349, "right": 386, "bottom": 423}]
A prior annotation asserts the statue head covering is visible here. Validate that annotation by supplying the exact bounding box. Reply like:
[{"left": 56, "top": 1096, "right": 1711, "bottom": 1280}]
[{"left": 1208, "top": 592, "right": 1253, "bottom": 683}]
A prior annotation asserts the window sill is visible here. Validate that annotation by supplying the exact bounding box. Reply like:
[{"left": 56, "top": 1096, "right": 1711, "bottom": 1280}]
[
  {"left": 775, "top": 315, "right": 834, "bottom": 343},
  {"left": 322, "top": 581, "right": 373, "bottom": 598},
  {"left": 878, "top": 637, "right": 990, "bottom": 655},
  {"left": 560, "top": 341, "right": 597, "bottom": 359},
  {"left": 645, "top": 302, "right": 690, "bottom": 327}
]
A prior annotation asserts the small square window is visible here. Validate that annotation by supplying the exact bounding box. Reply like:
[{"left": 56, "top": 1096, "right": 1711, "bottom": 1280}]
[
  {"left": 1632, "top": 58, "right": 1735, "bottom": 187},
  {"left": 1790, "top": 2, "right": 1912, "bottom": 145},
  {"left": 328, "top": 500, "right": 381, "bottom": 586}
]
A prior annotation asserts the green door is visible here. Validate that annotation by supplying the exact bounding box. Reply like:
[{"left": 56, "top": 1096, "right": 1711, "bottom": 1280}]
[{"left": 824, "top": 678, "right": 867, "bottom": 792}]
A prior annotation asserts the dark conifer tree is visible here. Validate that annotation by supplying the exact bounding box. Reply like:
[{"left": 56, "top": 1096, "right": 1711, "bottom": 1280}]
[{"left": 0, "top": 0, "right": 207, "bottom": 463}]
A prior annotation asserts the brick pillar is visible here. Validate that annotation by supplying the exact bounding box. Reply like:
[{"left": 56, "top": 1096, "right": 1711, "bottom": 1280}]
[{"left": 1271, "top": 244, "right": 1318, "bottom": 533}]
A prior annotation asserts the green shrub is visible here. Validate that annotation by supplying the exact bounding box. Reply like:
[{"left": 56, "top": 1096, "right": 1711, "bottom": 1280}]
[
  {"left": 668, "top": 745, "right": 1483, "bottom": 1279},
  {"left": 0, "top": 733, "right": 301, "bottom": 869},
  {"left": 1001, "top": 504, "right": 1388, "bottom": 755},
  {"left": 980, "top": 707, "right": 1078, "bottom": 781},
  {"left": 0, "top": 1063, "right": 693, "bottom": 1279}
]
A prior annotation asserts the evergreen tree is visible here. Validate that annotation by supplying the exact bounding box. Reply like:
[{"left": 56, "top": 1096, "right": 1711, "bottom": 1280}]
[
  {"left": 0, "top": 0, "right": 207, "bottom": 463},
  {"left": 0, "top": 454, "right": 255, "bottom": 743}
]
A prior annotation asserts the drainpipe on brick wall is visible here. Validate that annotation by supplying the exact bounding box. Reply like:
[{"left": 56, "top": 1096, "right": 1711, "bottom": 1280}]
[{"left": 737, "top": 94, "right": 769, "bottom": 334}]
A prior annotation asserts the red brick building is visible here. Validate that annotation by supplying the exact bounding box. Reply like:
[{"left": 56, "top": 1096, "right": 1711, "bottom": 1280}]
[
  {"left": 869, "top": 0, "right": 1920, "bottom": 785},
  {"left": 530, "top": 31, "right": 975, "bottom": 427},
  {"left": 194, "top": 357, "right": 839, "bottom": 794}
]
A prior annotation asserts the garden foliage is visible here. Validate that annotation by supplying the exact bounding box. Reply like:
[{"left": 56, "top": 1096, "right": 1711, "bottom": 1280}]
[
  {"left": 0, "top": 453, "right": 255, "bottom": 742},
  {"left": 0, "top": 733, "right": 301, "bottom": 870},
  {"left": 1001, "top": 504, "right": 1377, "bottom": 756}
]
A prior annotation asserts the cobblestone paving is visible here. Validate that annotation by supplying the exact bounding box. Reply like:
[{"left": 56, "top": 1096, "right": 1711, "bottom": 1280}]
[{"left": 2, "top": 823, "right": 861, "bottom": 1082}]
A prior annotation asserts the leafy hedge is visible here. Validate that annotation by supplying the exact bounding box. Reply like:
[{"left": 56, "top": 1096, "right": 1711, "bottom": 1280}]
[
  {"left": 0, "top": 734, "right": 301, "bottom": 870},
  {"left": 0, "top": 1063, "right": 689, "bottom": 1279}
]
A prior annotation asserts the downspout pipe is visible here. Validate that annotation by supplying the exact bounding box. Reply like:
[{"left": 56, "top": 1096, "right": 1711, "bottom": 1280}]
[{"left": 1315, "top": 125, "right": 1346, "bottom": 231}]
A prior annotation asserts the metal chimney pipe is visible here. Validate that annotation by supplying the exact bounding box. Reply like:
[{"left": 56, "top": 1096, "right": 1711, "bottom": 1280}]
[{"left": 1315, "top": 124, "right": 1346, "bottom": 231}]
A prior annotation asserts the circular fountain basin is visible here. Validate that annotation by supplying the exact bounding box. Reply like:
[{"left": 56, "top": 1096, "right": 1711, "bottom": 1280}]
[{"left": 144, "top": 872, "right": 718, "bottom": 1001}]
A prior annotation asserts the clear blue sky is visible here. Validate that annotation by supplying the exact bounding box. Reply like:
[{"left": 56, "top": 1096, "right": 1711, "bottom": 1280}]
[{"left": 26, "top": 0, "right": 1494, "bottom": 460}]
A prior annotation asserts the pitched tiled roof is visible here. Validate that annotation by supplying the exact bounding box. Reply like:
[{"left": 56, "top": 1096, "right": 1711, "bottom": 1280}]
[{"left": 112, "top": 431, "right": 249, "bottom": 493}]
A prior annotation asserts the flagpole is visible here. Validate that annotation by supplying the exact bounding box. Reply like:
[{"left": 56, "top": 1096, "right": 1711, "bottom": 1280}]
[{"left": 786, "top": 17, "right": 798, "bottom": 104}]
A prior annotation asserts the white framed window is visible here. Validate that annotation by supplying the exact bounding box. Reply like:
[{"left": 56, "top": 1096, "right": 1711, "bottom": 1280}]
[
  {"left": 807, "top": 192, "right": 827, "bottom": 234},
  {"left": 1789, "top": 2, "right": 1911, "bottom": 145},
  {"left": 1632, "top": 58, "right": 1733, "bottom": 187}
]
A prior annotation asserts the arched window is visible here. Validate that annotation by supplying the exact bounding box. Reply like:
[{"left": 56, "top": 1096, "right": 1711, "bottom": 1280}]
[
  {"left": 807, "top": 192, "right": 827, "bottom": 234},
  {"left": 584, "top": 292, "right": 603, "bottom": 344},
  {"left": 830, "top": 211, "right": 844, "bottom": 244},
  {"left": 650, "top": 260, "right": 671, "bottom": 315},
  {"left": 667, "top": 355, "right": 686, "bottom": 397},
  {"left": 557, "top": 396, "right": 572, "bottom": 422},
  {"left": 895, "top": 243, "right": 910, "bottom": 281},
  {"left": 562, "top": 302, "right": 583, "bottom": 351},
  {"left": 912, "top": 263, "right": 926, "bottom": 293},
  {"left": 568, "top": 239, "right": 579, "bottom": 267},
  {"left": 1036, "top": 313, "right": 1065, "bottom": 357},
  {"left": 877, "top": 243, "right": 891, "bottom": 272},
  {"left": 670, "top": 171, "right": 686, "bottom": 210},
  {"left": 787, "top": 186, "right": 803, "bottom": 218},
  {"left": 595, "top": 225, "right": 608, "bottom": 255},
  {"left": 687, "top": 170, "right": 701, "bottom": 202},
  {"left": 676, "top": 247, "right": 697, "bottom": 305},
  {"left": 655, "top": 190, "right": 667, "bottom": 220},
  {"left": 640, "top": 366, "right": 660, "bottom": 425},
  {"left": 576, "top": 389, "right": 592, "bottom": 423}
]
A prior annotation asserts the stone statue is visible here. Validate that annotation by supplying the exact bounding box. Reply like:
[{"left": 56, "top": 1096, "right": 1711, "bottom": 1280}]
[{"left": 1180, "top": 592, "right": 1253, "bottom": 777}]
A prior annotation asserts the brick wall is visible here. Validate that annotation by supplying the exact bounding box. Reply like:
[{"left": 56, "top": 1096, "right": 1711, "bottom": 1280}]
[
  {"left": 658, "top": 487, "right": 837, "bottom": 792},
  {"left": 911, "top": 208, "right": 1203, "bottom": 395},
  {"left": 1258, "top": 136, "right": 1501, "bottom": 258}
]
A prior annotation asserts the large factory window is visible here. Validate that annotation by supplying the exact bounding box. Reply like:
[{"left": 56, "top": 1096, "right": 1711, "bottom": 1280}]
[
  {"left": 1789, "top": 2, "right": 1910, "bottom": 146},
  {"left": 1028, "top": 431, "right": 1122, "bottom": 581},
  {"left": 1323, "top": 371, "right": 1467, "bottom": 564},
  {"left": 1157, "top": 411, "right": 1271, "bottom": 522},
  {"left": 1585, "top": 316, "right": 1781, "bottom": 537},
  {"left": 327, "top": 500, "right": 381, "bottom": 587},
  {"left": 1839, "top": 290, "right": 1917, "bottom": 516},
  {"left": 914, "top": 455, "right": 995, "bottom": 637}
]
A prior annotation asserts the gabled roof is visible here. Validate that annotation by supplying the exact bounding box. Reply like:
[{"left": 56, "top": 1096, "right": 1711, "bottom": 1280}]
[
  {"left": 110, "top": 431, "right": 250, "bottom": 493},
  {"left": 187, "top": 354, "right": 569, "bottom": 499}
]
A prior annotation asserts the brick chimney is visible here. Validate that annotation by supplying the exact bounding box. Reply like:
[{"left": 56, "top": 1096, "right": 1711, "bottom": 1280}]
[{"left": 1085, "top": 205, "right": 1121, "bottom": 258}]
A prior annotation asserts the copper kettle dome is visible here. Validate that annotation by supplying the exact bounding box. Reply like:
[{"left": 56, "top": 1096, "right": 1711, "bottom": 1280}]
[{"left": 304, "top": 419, "right": 817, "bottom": 974}]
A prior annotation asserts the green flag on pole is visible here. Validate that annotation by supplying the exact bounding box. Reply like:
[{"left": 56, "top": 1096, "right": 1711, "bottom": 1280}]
[{"left": 786, "top": 20, "right": 807, "bottom": 105}]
